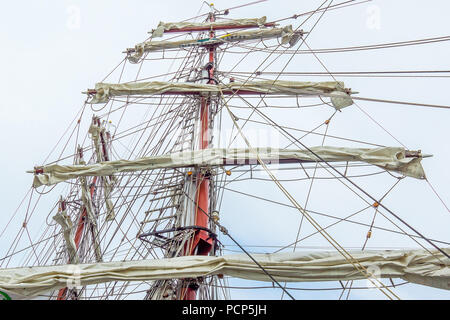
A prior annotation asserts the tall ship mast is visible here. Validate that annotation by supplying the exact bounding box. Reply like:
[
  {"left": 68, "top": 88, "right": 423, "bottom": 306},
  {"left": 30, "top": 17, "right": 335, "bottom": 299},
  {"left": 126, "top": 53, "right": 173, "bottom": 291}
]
[{"left": 0, "top": 1, "right": 449, "bottom": 300}]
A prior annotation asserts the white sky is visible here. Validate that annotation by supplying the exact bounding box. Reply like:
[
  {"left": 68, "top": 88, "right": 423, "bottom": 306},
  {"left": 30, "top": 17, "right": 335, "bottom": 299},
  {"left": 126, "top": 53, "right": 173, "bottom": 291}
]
[{"left": 0, "top": 0, "right": 449, "bottom": 300}]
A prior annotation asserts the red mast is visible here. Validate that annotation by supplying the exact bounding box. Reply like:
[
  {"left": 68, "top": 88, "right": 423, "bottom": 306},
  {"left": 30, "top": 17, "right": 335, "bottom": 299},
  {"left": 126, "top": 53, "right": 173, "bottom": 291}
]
[{"left": 184, "top": 9, "right": 216, "bottom": 301}]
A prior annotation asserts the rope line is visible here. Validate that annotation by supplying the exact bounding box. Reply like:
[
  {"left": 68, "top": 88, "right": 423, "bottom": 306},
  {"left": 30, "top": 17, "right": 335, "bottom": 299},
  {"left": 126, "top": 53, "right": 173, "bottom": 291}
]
[{"left": 220, "top": 88, "right": 400, "bottom": 300}]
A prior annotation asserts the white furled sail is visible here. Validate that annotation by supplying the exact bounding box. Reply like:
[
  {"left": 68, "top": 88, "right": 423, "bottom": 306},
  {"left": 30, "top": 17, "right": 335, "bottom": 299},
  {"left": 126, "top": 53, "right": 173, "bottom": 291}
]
[
  {"left": 127, "top": 25, "right": 301, "bottom": 63},
  {"left": 31, "top": 146, "right": 426, "bottom": 187},
  {"left": 86, "top": 80, "right": 353, "bottom": 109},
  {"left": 151, "top": 17, "right": 269, "bottom": 37},
  {"left": 87, "top": 122, "right": 115, "bottom": 221},
  {"left": 1, "top": 249, "right": 448, "bottom": 299},
  {"left": 52, "top": 209, "right": 78, "bottom": 264}
]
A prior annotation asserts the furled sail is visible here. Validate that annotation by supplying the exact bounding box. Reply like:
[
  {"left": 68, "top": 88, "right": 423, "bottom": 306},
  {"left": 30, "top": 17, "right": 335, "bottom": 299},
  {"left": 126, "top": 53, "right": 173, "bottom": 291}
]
[
  {"left": 31, "top": 147, "right": 426, "bottom": 188},
  {"left": 74, "top": 147, "right": 103, "bottom": 262},
  {"left": 52, "top": 209, "right": 78, "bottom": 264},
  {"left": 127, "top": 25, "right": 301, "bottom": 63},
  {"left": 0, "top": 249, "right": 448, "bottom": 299},
  {"left": 87, "top": 80, "right": 353, "bottom": 109},
  {"left": 151, "top": 17, "right": 269, "bottom": 37},
  {"left": 88, "top": 123, "right": 115, "bottom": 221}
]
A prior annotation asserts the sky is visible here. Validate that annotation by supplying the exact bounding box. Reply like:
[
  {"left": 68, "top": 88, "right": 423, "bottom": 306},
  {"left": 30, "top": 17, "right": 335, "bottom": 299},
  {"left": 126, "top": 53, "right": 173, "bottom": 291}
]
[{"left": 0, "top": 0, "right": 449, "bottom": 300}]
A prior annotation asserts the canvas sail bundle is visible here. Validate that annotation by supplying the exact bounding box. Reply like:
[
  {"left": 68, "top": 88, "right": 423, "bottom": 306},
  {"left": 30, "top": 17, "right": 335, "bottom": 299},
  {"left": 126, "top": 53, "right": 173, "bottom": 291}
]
[
  {"left": 87, "top": 80, "right": 353, "bottom": 109},
  {"left": 88, "top": 123, "right": 115, "bottom": 221},
  {"left": 52, "top": 210, "right": 78, "bottom": 264},
  {"left": 0, "top": 249, "right": 448, "bottom": 299},
  {"left": 151, "top": 17, "right": 269, "bottom": 38},
  {"left": 32, "top": 146, "right": 426, "bottom": 188},
  {"left": 127, "top": 25, "right": 300, "bottom": 63}
]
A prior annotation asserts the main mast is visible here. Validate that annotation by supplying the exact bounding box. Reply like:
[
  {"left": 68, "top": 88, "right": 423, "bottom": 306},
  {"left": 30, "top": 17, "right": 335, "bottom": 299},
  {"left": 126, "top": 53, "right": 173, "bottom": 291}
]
[{"left": 183, "top": 6, "right": 216, "bottom": 301}]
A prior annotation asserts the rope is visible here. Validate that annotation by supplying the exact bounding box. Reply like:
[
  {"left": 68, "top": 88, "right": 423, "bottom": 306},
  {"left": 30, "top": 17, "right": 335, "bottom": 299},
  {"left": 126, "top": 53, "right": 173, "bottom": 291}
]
[
  {"left": 180, "top": 189, "right": 296, "bottom": 300},
  {"left": 426, "top": 179, "right": 450, "bottom": 213},
  {"left": 246, "top": 97, "right": 450, "bottom": 261},
  {"left": 351, "top": 95, "right": 450, "bottom": 110},
  {"left": 219, "top": 88, "right": 401, "bottom": 300},
  {"left": 231, "top": 35, "right": 450, "bottom": 55},
  {"left": 225, "top": 0, "right": 334, "bottom": 147}
]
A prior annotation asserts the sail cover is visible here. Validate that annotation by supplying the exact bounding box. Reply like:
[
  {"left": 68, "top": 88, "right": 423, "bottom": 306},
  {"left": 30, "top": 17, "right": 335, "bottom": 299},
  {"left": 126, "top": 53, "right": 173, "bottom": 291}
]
[
  {"left": 32, "top": 147, "right": 426, "bottom": 187},
  {"left": 151, "top": 17, "right": 268, "bottom": 37},
  {"left": 0, "top": 249, "right": 448, "bottom": 299},
  {"left": 87, "top": 80, "right": 353, "bottom": 109},
  {"left": 128, "top": 25, "right": 300, "bottom": 63},
  {"left": 52, "top": 210, "right": 78, "bottom": 264}
]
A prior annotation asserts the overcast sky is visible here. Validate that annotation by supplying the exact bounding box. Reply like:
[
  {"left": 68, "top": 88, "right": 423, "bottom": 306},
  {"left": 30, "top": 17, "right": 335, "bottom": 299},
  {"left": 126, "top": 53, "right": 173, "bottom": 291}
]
[{"left": 0, "top": 0, "right": 449, "bottom": 300}]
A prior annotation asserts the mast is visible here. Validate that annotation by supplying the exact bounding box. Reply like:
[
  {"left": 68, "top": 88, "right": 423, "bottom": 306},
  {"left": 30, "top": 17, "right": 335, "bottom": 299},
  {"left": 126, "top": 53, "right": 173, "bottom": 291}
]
[
  {"left": 183, "top": 5, "right": 216, "bottom": 301},
  {"left": 56, "top": 117, "right": 108, "bottom": 300}
]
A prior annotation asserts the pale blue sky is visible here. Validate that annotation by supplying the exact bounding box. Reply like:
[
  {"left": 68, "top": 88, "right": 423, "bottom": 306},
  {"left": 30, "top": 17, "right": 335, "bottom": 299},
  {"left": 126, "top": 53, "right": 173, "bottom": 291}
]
[{"left": 0, "top": 0, "right": 449, "bottom": 300}]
